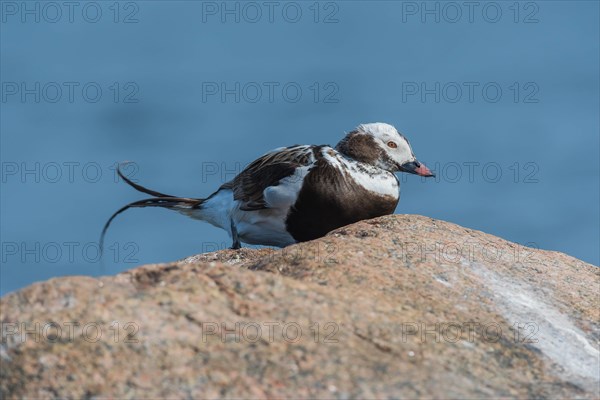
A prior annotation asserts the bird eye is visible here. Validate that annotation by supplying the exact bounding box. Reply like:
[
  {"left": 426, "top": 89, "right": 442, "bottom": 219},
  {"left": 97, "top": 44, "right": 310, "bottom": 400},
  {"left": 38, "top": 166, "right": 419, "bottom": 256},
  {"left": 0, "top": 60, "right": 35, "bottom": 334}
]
[{"left": 387, "top": 141, "right": 397, "bottom": 149}]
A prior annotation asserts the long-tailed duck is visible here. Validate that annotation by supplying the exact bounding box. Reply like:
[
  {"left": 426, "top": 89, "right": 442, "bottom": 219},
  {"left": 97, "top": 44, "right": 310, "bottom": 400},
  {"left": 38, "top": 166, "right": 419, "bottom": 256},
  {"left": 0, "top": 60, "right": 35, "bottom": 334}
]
[{"left": 101, "top": 122, "right": 435, "bottom": 249}]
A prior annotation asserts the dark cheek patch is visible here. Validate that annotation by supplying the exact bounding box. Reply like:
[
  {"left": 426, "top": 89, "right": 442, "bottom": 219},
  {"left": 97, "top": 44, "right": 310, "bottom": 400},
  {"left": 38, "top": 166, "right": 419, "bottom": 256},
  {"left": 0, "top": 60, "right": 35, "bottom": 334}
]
[{"left": 336, "top": 133, "right": 381, "bottom": 165}]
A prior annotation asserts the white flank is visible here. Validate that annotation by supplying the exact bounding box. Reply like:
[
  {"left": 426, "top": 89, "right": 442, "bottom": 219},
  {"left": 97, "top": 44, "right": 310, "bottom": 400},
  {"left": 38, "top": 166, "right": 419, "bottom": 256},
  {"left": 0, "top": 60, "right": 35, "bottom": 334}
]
[{"left": 189, "top": 142, "right": 401, "bottom": 247}]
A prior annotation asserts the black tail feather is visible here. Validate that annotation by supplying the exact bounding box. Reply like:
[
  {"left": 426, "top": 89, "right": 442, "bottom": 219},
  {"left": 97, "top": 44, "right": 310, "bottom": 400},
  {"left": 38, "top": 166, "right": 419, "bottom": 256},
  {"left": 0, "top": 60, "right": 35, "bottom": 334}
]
[
  {"left": 100, "top": 163, "right": 204, "bottom": 253},
  {"left": 117, "top": 162, "right": 175, "bottom": 198}
]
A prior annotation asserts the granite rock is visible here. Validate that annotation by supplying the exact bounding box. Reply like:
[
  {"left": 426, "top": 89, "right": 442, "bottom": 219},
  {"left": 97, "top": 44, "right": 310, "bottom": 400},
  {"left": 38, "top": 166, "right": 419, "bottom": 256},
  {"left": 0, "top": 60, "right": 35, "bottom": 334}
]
[{"left": 1, "top": 215, "right": 598, "bottom": 398}]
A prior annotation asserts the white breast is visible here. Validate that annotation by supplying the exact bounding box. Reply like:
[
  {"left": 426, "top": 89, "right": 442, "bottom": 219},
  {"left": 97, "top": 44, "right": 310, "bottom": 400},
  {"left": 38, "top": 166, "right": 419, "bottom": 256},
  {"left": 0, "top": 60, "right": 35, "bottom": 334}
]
[{"left": 321, "top": 147, "right": 399, "bottom": 198}]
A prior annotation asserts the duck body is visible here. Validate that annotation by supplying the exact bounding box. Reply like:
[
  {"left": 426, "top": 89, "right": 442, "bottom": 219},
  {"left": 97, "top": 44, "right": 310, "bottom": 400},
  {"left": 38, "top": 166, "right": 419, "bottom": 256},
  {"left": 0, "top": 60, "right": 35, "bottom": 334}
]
[{"left": 102, "top": 122, "right": 434, "bottom": 249}]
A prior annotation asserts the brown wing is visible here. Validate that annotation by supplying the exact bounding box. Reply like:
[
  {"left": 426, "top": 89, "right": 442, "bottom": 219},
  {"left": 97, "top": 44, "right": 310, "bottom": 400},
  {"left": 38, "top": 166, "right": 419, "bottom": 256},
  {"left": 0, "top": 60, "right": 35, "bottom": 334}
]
[{"left": 221, "top": 145, "right": 316, "bottom": 211}]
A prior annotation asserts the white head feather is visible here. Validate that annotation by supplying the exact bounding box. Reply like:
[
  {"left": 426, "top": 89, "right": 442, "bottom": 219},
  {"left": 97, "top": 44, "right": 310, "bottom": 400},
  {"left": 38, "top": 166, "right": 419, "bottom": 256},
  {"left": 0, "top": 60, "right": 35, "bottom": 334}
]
[{"left": 357, "top": 122, "right": 416, "bottom": 168}]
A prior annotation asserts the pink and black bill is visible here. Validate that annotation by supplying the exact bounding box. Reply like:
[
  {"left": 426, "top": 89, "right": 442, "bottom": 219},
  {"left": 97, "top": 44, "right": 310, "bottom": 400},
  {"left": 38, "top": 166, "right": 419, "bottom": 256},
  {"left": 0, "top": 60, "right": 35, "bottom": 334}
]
[{"left": 398, "top": 160, "right": 435, "bottom": 177}]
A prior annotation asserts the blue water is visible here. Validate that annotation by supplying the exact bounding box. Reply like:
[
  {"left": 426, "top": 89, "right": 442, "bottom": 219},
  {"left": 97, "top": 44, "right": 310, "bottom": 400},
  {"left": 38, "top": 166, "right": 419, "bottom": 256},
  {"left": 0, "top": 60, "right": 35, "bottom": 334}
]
[{"left": 1, "top": 1, "right": 599, "bottom": 296}]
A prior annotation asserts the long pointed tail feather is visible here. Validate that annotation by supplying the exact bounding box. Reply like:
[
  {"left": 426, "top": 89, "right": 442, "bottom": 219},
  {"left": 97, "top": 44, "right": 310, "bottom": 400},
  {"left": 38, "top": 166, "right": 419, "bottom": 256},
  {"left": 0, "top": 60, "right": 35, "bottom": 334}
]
[
  {"left": 100, "top": 163, "right": 204, "bottom": 253},
  {"left": 117, "top": 163, "right": 176, "bottom": 198}
]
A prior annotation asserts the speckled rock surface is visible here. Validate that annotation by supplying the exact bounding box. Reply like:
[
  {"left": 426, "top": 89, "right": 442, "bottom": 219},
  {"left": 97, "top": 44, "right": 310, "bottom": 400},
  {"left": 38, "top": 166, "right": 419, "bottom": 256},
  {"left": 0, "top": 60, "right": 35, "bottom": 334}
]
[{"left": 1, "top": 215, "right": 598, "bottom": 399}]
